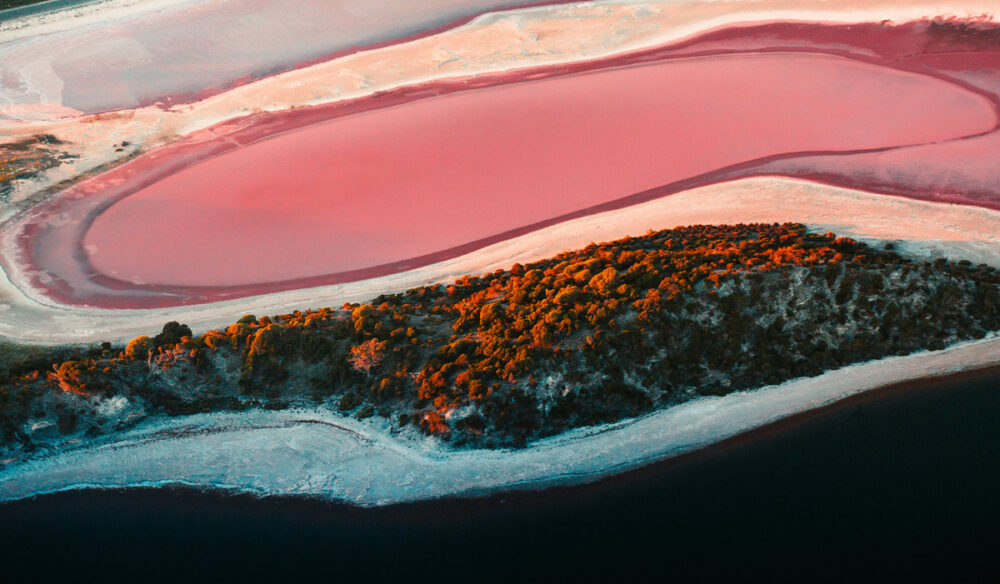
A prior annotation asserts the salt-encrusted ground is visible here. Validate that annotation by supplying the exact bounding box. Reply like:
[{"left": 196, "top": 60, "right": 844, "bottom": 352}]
[
  {"left": 3, "top": 0, "right": 998, "bottom": 217},
  {"left": 4, "top": 176, "right": 1000, "bottom": 345},
  {"left": 3, "top": 0, "right": 1000, "bottom": 504},
  {"left": 2, "top": 330, "right": 997, "bottom": 505}
]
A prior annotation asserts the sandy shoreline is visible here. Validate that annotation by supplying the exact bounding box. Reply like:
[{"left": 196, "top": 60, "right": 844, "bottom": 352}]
[
  {"left": 4, "top": 4, "right": 999, "bottom": 321},
  {"left": 3, "top": 1, "right": 998, "bottom": 216},
  {"left": 35, "top": 358, "right": 997, "bottom": 508},
  {"left": 2, "top": 0, "right": 1000, "bottom": 506},
  {"left": 5, "top": 176, "right": 1000, "bottom": 345},
  {"left": 14, "top": 41, "right": 993, "bottom": 307},
  {"left": 0, "top": 0, "right": 194, "bottom": 39},
  {"left": 5, "top": 175, "right": 1000, "bottom": 506},
  {"left": 2, "top": 322, "right": 999, "bottom": 506}
]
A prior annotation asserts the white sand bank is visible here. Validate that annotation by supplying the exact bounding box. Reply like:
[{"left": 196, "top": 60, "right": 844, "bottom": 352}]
[
  {"left": 2, "top": 1, "right": 997, "bottom": 214},
  {"left": 0, "top": 0, "right": 195, "bottom": 41},
  {"left": 3, "top": 177, "right": 1000, "bottom": 345},
  {"left": 3, "top": 1, "right": 1000, "bottom": 506},
  {"left": 2, "top": 324, "right": 997, "bottom": 506}
]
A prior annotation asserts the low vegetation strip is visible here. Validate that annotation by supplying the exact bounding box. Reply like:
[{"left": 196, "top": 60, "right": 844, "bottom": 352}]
[
  {"left": 0, "top": 135, "right": 75, "bottom": 202},
  {"left": 2, "top": 223, "right": 999, "bottom": 461}
]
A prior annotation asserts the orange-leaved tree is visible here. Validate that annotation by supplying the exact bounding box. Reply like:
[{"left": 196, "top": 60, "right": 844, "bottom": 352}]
[{"left": 348, "top": 338, "right": 386, "bottom": 378}]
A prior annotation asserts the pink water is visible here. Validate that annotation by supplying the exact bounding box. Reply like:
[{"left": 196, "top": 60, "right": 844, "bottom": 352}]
[
  {"left": 746, "top": 51, "right": 1000, "bottom": 204},
  {"left": 14, "top": 21, "right": 1000, "bottom": 309},
  {"left": 81, "top": 52, "right": 995, "bottom": 287}
]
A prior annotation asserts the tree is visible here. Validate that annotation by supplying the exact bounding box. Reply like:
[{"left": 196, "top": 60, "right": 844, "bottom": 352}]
[
  {"left": 124, "top": 335, "right": 152, "bottom": 360},
  {"left": 554, "top": 285, "right": 582, "bottom": 306},
  {"left": 588, "top": 267, "right": 620, "bottom": 296},
  {"left": 154, "top": 321, "right": 192, "bottom": 348},
  {"left": 49, "top": 361, "right": 87, "bottom": 395},
  {"left": 348, "top": 338, "right": 386, "bottom": 377}
]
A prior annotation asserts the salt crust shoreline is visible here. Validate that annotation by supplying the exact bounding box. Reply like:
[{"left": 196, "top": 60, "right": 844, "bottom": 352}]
[
  {"left": 0, "top": 0, "right": 197, "bottom": 40},
  {"left": 3, "top": 1, "right": 1000, "bottom": 504},
  {"left": 3, "top": 177, "right": 1000, "bottom": 345},
  {"left": 3, "top": 1, "right": 998, "bottom": 214},
  {"left": 1, "top": 330, "right": 997, "bottom": 506},
  {"left": 4, "top": 175, "right": 1000, "bottom": 505}
]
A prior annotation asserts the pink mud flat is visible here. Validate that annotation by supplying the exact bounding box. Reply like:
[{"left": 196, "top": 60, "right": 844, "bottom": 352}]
[{"left": 14, "top": 21, "right": 1000, "bottom": 308}]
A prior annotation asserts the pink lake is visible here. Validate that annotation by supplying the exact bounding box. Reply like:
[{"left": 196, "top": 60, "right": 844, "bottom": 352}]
[{"left": 80, "top": 52, "right": 995, "bottom": 288}]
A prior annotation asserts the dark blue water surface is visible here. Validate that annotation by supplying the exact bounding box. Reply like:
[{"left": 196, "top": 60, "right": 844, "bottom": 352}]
[{"left": 2, "top": 367, "right": 1000, "bottom": 581}]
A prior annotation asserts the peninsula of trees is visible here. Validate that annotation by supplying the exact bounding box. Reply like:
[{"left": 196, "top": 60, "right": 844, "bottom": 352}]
[{"left": 3, "top": 223, "right": 1000, "bottom": 460}]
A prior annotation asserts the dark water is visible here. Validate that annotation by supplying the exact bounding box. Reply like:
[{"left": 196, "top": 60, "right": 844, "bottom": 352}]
[{"left": 3, "top": 367, "right": 1000, "bottom": 581}]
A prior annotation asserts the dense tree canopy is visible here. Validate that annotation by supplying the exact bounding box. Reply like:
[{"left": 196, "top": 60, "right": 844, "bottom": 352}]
[{"left": 3, "top": 223, "right": 1000, "bottom": 455}]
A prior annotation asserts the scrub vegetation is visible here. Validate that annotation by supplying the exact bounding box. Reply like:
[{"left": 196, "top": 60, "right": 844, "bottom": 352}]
[
  {"left": 0, "top": 134, "right": 76, "bottom": 202},
  {"left": 3, "top": 223, "right": 1000, "bottom": 460}
]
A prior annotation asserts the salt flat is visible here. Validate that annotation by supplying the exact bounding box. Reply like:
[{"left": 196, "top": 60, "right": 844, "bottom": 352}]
[
  {"left": 3, "top": 1, "right": 998, "bottom": 217},
  {"left": 3, "top": 177, "right": 1000, "bottom": 344},
  {"left": 2, "top": 0, "right": 1000, "bottom": 504}
]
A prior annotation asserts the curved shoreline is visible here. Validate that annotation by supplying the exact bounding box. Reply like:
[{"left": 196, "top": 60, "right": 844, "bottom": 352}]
[
  {"left": 3, "top": 327, "right": 999, "bottom": 506},
  {"left": 8, "top": 358, "right": 998, "bottom": 511},
  {"left": 5, "top": 365, "right": 998, "bottom": 581},
  {"left": 5, "top": 176, "right": 1000, "bottom": 345},
  {"left": 4, "top": 3, "right": 999, "bottom": 218},
  {"left": 3, "top": 0, "right": 1000, "bottom": 511},
  {"left": 8, "top": 19, "right": 1000, "bottom": 309},
  {"left": 0, "top": 0, "right": 579, "bottom": 117}
]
